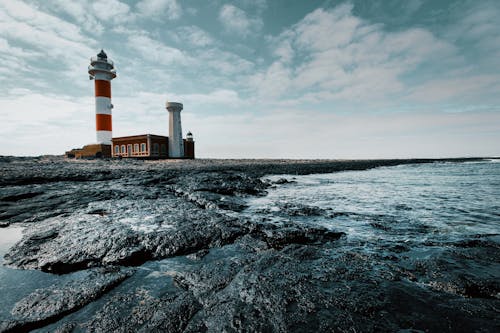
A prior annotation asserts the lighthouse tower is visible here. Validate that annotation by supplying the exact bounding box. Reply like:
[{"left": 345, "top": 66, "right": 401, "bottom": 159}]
[
  {"left": 88, "top": 50, "right": 116, "bottom": 145},
  {"left": 166, "top": 101, "right": 184, "bottom": 158}
]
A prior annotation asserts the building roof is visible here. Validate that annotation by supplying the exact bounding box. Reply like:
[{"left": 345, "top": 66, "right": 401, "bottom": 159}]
[{"left": 112, "top": 134, "right": 168, "bottom": 141}]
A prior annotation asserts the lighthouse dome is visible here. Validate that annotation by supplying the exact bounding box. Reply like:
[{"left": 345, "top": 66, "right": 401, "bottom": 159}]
[{"left": 97, "top": 49, "right": 108, "bottom": 59}]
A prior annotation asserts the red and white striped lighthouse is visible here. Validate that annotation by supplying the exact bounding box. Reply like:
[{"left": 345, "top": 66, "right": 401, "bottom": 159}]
[{"left": 88, "top": 50, "right": 116, "bottom": 145}]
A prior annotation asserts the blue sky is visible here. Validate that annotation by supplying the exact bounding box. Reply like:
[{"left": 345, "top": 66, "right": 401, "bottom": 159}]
[{"left": 0, "top": 0, "right": 499, "bottom": 158}]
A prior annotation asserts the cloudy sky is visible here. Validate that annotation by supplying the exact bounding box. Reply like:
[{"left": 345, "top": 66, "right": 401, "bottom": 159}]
[{"left": 1, "top": 0, "right": 499, "bottom": 158}]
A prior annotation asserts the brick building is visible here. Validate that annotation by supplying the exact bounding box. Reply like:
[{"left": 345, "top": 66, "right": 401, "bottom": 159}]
[
  {"left": 111, "top": 134, "right": 195, "bottom": 159},
  {"left": 112, "top": 135, "right": 168, "bottom": 158}
]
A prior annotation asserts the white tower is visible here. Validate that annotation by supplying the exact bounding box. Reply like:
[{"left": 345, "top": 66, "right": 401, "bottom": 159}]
[
  {"left": 166, "top": 102, "right": 184, "bottom": 158},
  {"left": 88, "top": 50, "right": 116, "bottom": 145}
]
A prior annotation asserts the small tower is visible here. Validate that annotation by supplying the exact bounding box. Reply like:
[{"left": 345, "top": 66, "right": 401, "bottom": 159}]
[
  {"left": 184, "top": 131, "right": 195, "bottom": 159},
  {"left": 88, "top": 50, "right": 116, "bottom": 145},
  {"left": 166, "top": 101, "right": 184, "bottom": 158}
]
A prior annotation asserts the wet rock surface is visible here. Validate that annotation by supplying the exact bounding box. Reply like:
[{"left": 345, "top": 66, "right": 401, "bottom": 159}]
[
  {"left": 3, "top": 196, "right": 248, "bottom": 273},
  {"left": 0, "top": 267, "right": 133, "bottom": 332},
  {"left": 0, "top": 156, "right": 498, "bottom": 332}
]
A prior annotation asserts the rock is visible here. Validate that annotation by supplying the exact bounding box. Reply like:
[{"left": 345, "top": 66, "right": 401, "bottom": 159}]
[
  {"left": 273, "top": 178, "right": 295, "bottom": 185},
  {"left": 277, "top": 202, "right": 326, "bottom": 217},
  {"left": 4, "top": 195, "right": 250, "bottom": 274},
  {"left": 186, "top": 249, "right": 210, "bottom": 261},
  {"left": 82, "top": 288, "right": 202, "bottom": 333},
  {"left": 53, "top": 322, "right": 76, "bottom": 333},
  {"left": 253, "top": 223, "right": 345, "bottom": 250},
  {"left": 166, "top": 171, "right": 269, "bottom": 211},
  {"left": 0, "top": 191, "right": 44, "bottom": 202},
  {"left": 1, "top": 267, "right": 133, "bottom": 333}
]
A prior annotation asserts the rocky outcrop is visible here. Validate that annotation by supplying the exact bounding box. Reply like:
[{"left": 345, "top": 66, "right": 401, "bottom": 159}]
[
  {"left": 0, "top": 267, "right": 133, "bottom": 332},
  {"left": 166, "top": 171, "right": 269, "bottom": 211},
  {"left": 3, "top": 196, "right": 248, "bottom": 273}
]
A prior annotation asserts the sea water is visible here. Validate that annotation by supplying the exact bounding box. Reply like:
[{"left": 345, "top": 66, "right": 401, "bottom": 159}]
[{"left": 245, "top": 160, "right": 500, "bottom": 254}]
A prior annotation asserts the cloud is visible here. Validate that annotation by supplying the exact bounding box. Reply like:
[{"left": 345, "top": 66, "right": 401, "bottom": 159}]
[
  {"left": 127, "top": 34, "right": 188, "bottom": 66},
  {"left": 249, "top": 3, "right": 461, "bottom": 106},
  {"left": 136, "top": 0, "right": 182, "bottom": 20},
  {"left": 0, "top": 91, "right": 94, "bottom": 156},
  {"left": 173, "top": 26, "right": 214, "bottom": 47},
  {"left": 2, "top": 88, "right": 499, "bottom": 158},
  {"left": 196, "top": 48, "right": 254, "bottom": 75},
  {"left": 91, "top": 0, "right": 132, "bottom": 24},
  {"left": 116, "top": 26, "right": 254, "bottom": 87},
  {"left": 0, "top": 0, "right": 94, "bottom": 46},
  {"left": 445, "top": 0, "right": 500, "bottom": 69},
  {"left": 0, "top": 37, "right": 42, "bottom": 60},
  {"left": 407, "top": 75, "right": 499, "bottom": 103},
  {"left": 109, "top": 89, "right": 244, "bottom": 141},
  {"left": 177, "top": 89, "right": 244, "bottom": 108},
  {"left": 36, "top": 0, "right": 133, "bottom": 33},
  {"left": 43, "top": 1, "right": 104, "bottom": 34},
  {"left": 218, "top": 4, "right": 263, "bottom": 36},
  {"left": 179, "top": 107, "right": 500, "bottom": 159},
  {"left": 0, "top": 0, "right": 97, "bottom": 88},
  {"left": 1, "top": 0, "right": 499, "bottom": 158}
]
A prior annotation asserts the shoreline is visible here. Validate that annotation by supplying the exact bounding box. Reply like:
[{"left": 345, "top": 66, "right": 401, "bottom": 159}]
[{"left": 0, "top": 156, "right": 488, "bottom": 189}]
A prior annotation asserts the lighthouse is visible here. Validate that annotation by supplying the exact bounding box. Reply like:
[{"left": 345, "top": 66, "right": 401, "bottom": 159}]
[
  {"left": 166, "top": 101, "right": 184, "bottom": 158},
  {"left": 66, "top": 50, "right": 195, "bottom": 159},
  {"left": 88, "top": 50, "right": 116, "bottom": 145}
]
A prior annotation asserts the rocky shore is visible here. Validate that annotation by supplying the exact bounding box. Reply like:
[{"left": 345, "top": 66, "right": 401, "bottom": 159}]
[{"left": 0, "top": 156, "right": 498, "bottom": 332}]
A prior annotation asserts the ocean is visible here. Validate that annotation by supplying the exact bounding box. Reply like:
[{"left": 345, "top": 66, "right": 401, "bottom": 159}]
[
  {"left": 242, "top": 160, "right": 500, "bottom": 304},
  {"left": 246, "top": 160, "right": 500, "bottom": 245}
]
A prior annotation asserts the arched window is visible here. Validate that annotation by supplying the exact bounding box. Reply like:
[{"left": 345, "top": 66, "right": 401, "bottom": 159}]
[
  {"left": 114, "top": 145, "right": 119, "bottom": 155},
  {"left": 134, "top": 144, "right": 139, "bottom": 153},
  {"left": 141, "top": 143, "right": 146, "bottom": 152},
  {"left": 121, "top": 145, "right": 126, "bottom": 154}
]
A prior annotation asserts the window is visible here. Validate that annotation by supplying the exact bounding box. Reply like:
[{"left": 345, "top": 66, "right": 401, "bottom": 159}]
[
  {"left": 134, "top": 144, "right": 139, "bottom": 153},
  {"left": 121, "top": 145, "right": 126, "bottom": 154},
  {"left": 141, "top": 143, "right": 146, "bottom": 152},
  {"left": 127, "top": 144, "right": 132, "bottom": 156},
  {"left": 153, "top": 143, "right": 159, "bottom": 154},
  {"left": 114, "top": 145, "right": 119, "bottom": 155},
  {"left": 160, "top": 144, "right": 166, "bottom": 155}
]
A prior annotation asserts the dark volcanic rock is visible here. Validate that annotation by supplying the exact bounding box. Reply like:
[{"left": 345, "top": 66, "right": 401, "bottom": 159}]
[
  {"left": 252, "top": 222, "right": 345, "bottom": 249},
  {"left": 167, "top": 171, "right": 269, "bottom": 211},
  {"left": 277, "top": 202, "right": 326, "bottom": 217},
  {"left": 0, "top": 267, "right": 133, "bottom": 333},
  {"left": 4, "top": 195, "right": 248, "bottom": 273},
  {"left": 397, "top": 235, "right": 500, "bottom": 300},
  {"left": 1, "top": 157, "right": 497, "bottom": 332},
  {"left": 82, "top": 288, "right": 202, "bottom": 333},
  {"left": 273, "top": 177, "right": 295, "bottom": 185},
  {"left": 170, "top": 240, "right": 499, "bottom": 333},
  {"left": 0, "top": 191, "right": 44, "bottom": 202}
]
